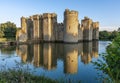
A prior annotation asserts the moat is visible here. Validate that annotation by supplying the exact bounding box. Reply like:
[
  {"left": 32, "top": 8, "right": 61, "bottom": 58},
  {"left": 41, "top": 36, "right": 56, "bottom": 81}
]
[{"left": 0, "top": 41, "right": 110, "bottom": 83}]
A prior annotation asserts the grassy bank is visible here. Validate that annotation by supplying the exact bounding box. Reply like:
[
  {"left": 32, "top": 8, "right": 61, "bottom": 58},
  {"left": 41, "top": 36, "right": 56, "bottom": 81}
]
[{"left": 0, "top": 69, "right": 57, "bottom": 83}]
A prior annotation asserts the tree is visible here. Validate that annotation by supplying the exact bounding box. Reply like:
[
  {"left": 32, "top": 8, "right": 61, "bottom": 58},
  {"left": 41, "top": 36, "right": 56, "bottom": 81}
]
[
  {"left": 99, "top": 31, "right": 111, "bottom": 40},
  {"left": 99, "top": 30, "right": 120, "bottom": 40},
  {"left": 0, "top": 21, "right": 17, "bottom": 38}
]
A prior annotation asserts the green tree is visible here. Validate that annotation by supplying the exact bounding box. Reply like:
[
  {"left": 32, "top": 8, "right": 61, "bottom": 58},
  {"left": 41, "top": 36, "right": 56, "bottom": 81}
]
[
  {"left": 108, "top": 30, "right": 119, "bottom": 40},
  {"left": 99, "top": 31, "right": 111, "bottom": 40},
  {"left": 0, "top": 21, "right": 17, "bottom": 38},
  {"left": 99, "top": 30, "right": 120, "bottom": 41}
]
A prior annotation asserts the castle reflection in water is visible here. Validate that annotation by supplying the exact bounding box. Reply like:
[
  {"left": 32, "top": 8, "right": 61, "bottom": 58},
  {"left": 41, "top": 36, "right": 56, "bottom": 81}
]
[{"left": 16, "top": 41, "right": 98, "bottom": 74}]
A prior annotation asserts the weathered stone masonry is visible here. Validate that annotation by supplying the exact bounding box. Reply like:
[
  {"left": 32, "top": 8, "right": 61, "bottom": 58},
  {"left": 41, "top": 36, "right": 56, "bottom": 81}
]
[{"left": 16, "top": 9, "right": 99, "bottom": 43}]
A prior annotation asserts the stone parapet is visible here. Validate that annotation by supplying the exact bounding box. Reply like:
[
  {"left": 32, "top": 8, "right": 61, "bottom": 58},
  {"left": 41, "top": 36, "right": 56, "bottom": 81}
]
[
  {"left": 43, "top": 13, "right": 52, "bottom": 18},
  {"left": 33, "top": 14, "right": 40, "bottom": 20},
  {"left": 51, "top": 13, "right": 57, "bottom": 18},
  {"left": 92, "top": 22, "right": 99, "bottom": 29}
]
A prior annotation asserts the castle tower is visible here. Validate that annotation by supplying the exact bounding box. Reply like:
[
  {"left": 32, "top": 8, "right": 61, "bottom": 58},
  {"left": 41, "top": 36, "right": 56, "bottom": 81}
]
[
  {"left": 33, "top": 15, "right": 40, "bottom": 40},
  {"left": 21, "top": 16, "right": 27, "bottom": 33},
  {"left": 16, "top": 17, "right": 28, "bottom": 42},
  {"left": 81, "top": 17, "right": 93, "bottom": 41},
  {"left": 43, "top": 13, "right": 57, "bottom": 41},
  {"left": 63, "top": 9, "right": 79, "bottom": 43},
  {"left": 64, "top": 44, "right": 78, "bottom": 74},
  {"left": 92, "top": 22, "right": 99, "bottom": 40},
  {"left": 43, "top": 13, "right": 52, "bottom": 41}
]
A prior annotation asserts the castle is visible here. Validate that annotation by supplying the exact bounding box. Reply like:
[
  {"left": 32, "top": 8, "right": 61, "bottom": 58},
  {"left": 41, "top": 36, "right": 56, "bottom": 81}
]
[{"left": 16, "top": 9, "right": 99, "bottom": 43}]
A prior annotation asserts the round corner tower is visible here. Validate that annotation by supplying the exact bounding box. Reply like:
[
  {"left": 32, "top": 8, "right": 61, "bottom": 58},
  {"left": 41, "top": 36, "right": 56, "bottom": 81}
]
[
  {"left": 92, "top": 22, "right": 99, "bottom": 40},
  {"left": 63, "top": 9, "right": 79, "bottom": 43}
]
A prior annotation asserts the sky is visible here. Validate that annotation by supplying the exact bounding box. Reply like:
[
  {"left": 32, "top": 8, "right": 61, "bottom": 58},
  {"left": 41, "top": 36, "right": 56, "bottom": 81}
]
[{"left": 0, "top": 0, "right": 120, "bottom": 31}]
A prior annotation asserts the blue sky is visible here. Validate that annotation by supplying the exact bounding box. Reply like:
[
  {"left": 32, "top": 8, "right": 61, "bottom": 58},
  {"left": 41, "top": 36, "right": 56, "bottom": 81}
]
[{"left": 0, "top": 0, "right": 120, "bottom": 31}]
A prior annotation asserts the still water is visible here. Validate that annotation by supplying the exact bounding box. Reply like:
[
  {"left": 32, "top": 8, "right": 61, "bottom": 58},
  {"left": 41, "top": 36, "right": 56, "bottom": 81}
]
[{"left": 0, "top": 41, "right": 110, "bottom": 83}]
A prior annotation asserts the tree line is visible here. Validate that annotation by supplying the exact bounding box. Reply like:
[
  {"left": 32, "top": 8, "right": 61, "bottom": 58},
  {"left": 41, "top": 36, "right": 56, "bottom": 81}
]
[{"left": 99, "top": 30, "right": 120, "bottom": 41}]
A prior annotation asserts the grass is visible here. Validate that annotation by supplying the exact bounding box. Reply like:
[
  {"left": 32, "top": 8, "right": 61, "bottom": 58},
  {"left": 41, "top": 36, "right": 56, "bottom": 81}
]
[
  {"left": 0, "top": 69, "right": 58, "bottom": 83},
  {"left": 0, "top": 60, "right": 58, "bottom": 83}
]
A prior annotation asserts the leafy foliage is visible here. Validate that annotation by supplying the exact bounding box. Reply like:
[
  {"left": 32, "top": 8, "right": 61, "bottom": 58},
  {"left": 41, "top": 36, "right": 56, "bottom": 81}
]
[
  {"left": 99, "top": 30, "right": 119, "bottom": 41},
  {"left": 93, "top": 34, "right": 120, "bottom": 83},
  {"left": 0, "top": 21, "right": 17, "bottom": 38}
]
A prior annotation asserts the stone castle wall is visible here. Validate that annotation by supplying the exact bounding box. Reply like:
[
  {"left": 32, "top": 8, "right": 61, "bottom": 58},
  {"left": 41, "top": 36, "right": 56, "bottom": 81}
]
[
  {"left": 56, "top": 23, "right": 64, "bottom": 41},
  {"left": 27, "top": 17, "right": 33, "bottom": 40},
  {"left": 78, "top": 23, "right": 83, "bottom": 41},
  {"left": 16, "top": 9, "right": 99, "bottom": 43}
]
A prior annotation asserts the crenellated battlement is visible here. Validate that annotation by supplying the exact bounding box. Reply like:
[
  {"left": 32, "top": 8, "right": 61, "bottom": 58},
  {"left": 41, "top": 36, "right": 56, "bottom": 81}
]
[
  {"left": 64, "top": 9, "right": 78, "bottom": 17},
  {"left": 43, "top": 13, "right": 52, "bottom": 18},
  {"left": 21, "top": 16, "right": 26, "bottom": 20},
  {"left": 51, "top": 13, "right": 57, "bottom": 18},
  {"left": 81, "top": 17, "right": 93, "bottom": 30},
  {"left": 92, "top": 22, "right": 99, "bottom": 29},
  {"left": 32, "top": 15, "right": 40, "bottom": 20}
]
